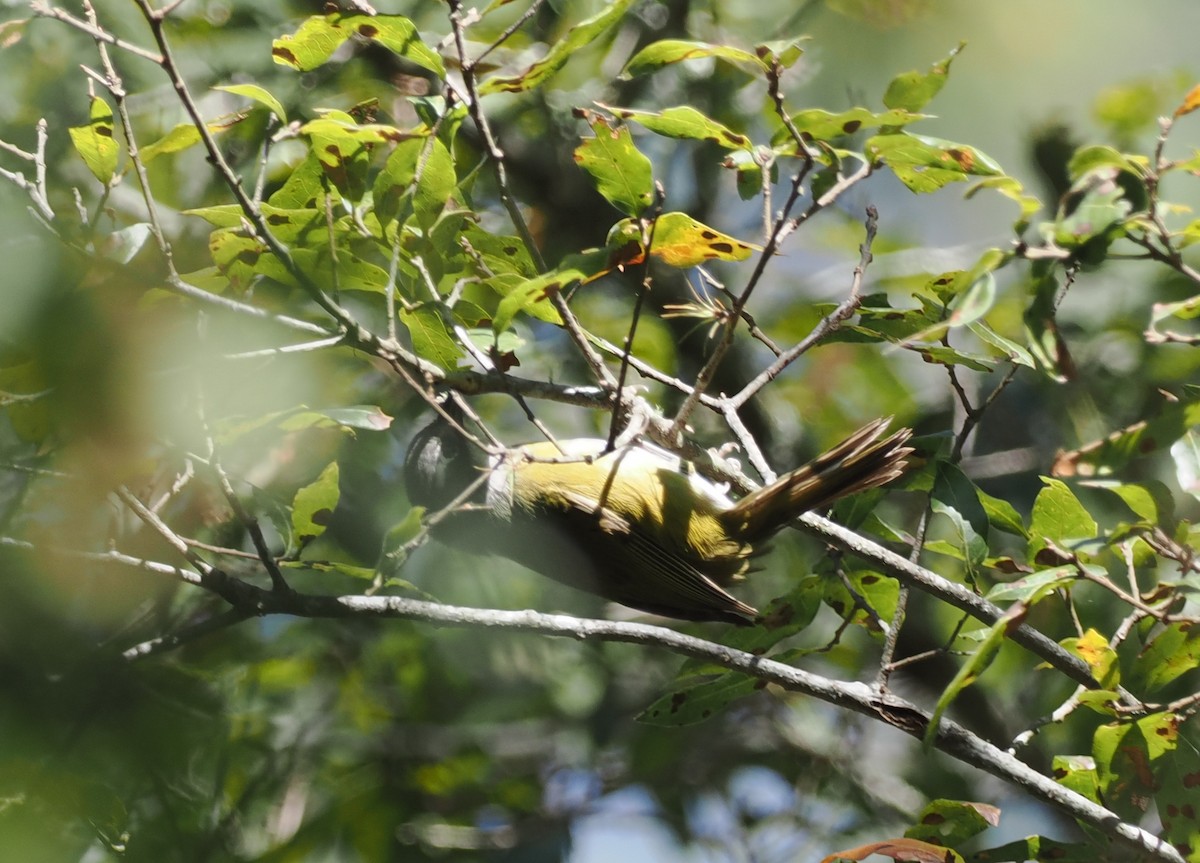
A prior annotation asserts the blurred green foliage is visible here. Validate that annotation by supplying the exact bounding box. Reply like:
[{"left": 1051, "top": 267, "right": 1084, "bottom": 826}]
[{"left": 2, "top": 1, "right": 1200, "bottom": 862}]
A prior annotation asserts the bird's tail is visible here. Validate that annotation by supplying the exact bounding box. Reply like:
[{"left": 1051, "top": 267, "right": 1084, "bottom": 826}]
[{"left": 721, "top": 419, "right": 912, "bottom": 542}]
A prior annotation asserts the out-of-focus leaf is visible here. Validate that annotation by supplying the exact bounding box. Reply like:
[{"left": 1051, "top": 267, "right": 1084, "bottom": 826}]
[
  {"left": 1173, "top": 430, "right": 1200, "bottom": 501},
  {"left": 292, "top": 461, "right": 341, "bottom": 545},
  {"left": 479, "top": 0, "right": 635, "bottom": 94},
  {"left": 821, "top": 836, "right": 964, "bottom": 863},
  {"left": 967, "top": 321, "right": 1035, "bottom": 368},
  {"left": 217, "top": 405, "right": 392, "bottom": 445},
  {"left": 967, "top": 836, "right": 1101, "bottom": 863},
  {"left": 272, "top": 13, "right": 444, "bottom": 76},
  {"left": 1052, "top": 390, "right": 1200, "bottom": 478},
  {"left": 905, "top": 798, "right": 998, "bottom": 848},
  {"left": 638, "top": 672, "right": 758, "bottom": 727},
  {"left": 1175, "top": 82, "right": 1200, "bottom": 117},
  {"left": 621, "top": 39, "right": 766, "bottom": 78},
  {"left": 573, "top": 113, "right": 654, "bottom": 217},
  {"left": 1130, "top": 623, "right": 1200, "bottom": 692},
  {"left": 0, "top": 362, "right": 50, "bottom": 443},
  {"left": 883, "top": 42, "right": 964, "bottom": 112},
  {"left": 214, "top": 83, "right": 288, "bottom": 123},
  {"left": 68, "top": 96, "right": 118, "bottom": 184}
]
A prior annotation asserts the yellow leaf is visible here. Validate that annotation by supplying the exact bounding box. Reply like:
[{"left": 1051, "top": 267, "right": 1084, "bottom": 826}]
[
  {"left": 648, "top": 212, "right": 759, "bottom": 268},
  {"left": 1175, "top": 82, "right": 1200, "bottom": 117}
]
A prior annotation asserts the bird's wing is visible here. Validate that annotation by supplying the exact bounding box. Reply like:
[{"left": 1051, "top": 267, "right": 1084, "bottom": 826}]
[{"left": 559, "top": 489, "right": 758, "bottom": 624}]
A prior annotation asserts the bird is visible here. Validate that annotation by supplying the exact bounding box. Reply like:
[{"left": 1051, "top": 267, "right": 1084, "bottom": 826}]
[{"left": 404, "top": 410, "right": 912, "bottom": 625}]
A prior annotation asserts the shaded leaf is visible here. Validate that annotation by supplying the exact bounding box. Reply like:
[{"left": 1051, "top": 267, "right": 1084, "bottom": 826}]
[{"left": 292, "top": 461, "right": 341, "bottom": 545}]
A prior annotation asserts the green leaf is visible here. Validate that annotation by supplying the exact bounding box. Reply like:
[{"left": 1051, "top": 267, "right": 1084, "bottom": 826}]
[
  {"left": 1029, "top": 479, "right": 1097, "bottom": 557},
  {"left": 905, "top": 798, "right": 996, "bottom": 847},
  {"left": 1173, "top": 430, "right": 1200, "bottom": 502},
  {"left": 1045, "top": 169, "right": 1133, "bottom": 249},
  {"left": 1130, "top": 623, "right": 1200, "bottom": 692},
  {"left": 1051, "top": 391, "right": 1200, "bottom": 478},
  {"left": 400, "top": 305, "right": 464, "bottom": 370},
  {"left": 620, "top": 39, "right": 766, "bottom": 79},
  {"left": 926, "top": 605, "right": 1025, "bottom": 744},
  {"left": 186, "top": 204, "right": 324, "bottom": 244},
  {"left": 216, "top": 405, "right": 393, "bottom": 443},
  {"left": 883, "top": 42, "right": 964, "bottom": 112},
  {"left": 492, "top": 248, "right": 621, "bottom": 333},
  {"left": 823, "top": 569, "right": 898, "bottom": 630},
  {"left": 68, "top": 96, "right": 118, "bottom": 184},
  {"left": 754, "top": 36, "right": 807, "bottom": 69},
  {"left": 0, "top": 362, "right": 50, "bottom": 443},
  {"left": 968, "top": 837, "right": 1100, "bottom": 863},
  {"left": 603, "top": 104, "right": 751, "bottom": 150},
  {"left": 1093, "top": 714, "right": 1177, "bottom": 824},
  {"left": 985, "top": 566, "right": 1074, "bottom": 604},
  {"left": 272, "top": 13, "right": 443, "bottom": 76},
  {"left": 773, "top": 107, "right": 928, "bottom": 145},
  {"left": 214, "top": 83, "right": 288, "bottom": 123},
  {"left": 1066, "top": 144, "right": 1147, "bottom": 180},
  {"left": 1083, "top": 480, "right": 1174, "bottom": 526},
  {"left": 967, "top": 321, "right": 1036, "bottom": 368},
  {"left": 976, "top": 486, "right": 1028, "bottom": 537},
  {"left": 866, "top": 133, "right": 1002, "bottom": 193},
  {"left": 479, "top": 0, "right": 635, "bottom": 94},
  {"left": 373, "top": 136, "right": 457, "bottom": 229},
  {"left": 292, "top": 461, "right": 341, "bottom": 545},
  {"left": 930, "top": 461, "right": 989, "bottom": 566},
  {"left": 638, "top": 671, "right": 758, "bottom": 727},
  {"left": 573, "top": 115, "right": 654, "bottom": 216}
]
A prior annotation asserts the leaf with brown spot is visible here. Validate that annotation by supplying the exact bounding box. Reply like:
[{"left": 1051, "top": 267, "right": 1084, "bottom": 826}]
[
  {"left": 68, "top": 96, "right": 119, "bottom": 184},
  {"left": 639, "top": 212, "right": 759, "bottom": 268}
]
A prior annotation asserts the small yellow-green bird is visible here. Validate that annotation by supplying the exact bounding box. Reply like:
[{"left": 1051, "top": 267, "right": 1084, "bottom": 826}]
[{"left": 405, "top": 413, "right": 911, "bottom": 624}]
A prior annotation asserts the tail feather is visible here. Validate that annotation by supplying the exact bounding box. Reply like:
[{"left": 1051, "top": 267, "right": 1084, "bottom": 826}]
[{"left": 721, "top": 418, "right": 912, "bottom": 542}]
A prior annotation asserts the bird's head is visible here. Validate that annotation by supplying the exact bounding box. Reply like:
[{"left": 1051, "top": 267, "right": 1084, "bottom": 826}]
[{"left": 404, "top": 405, "right": 481, "bottom": 511}]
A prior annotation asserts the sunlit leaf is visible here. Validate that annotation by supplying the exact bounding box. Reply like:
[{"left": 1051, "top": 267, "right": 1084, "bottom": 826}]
[
  {"left": 601, "top": 104, "right": 751, "bottom": 150},
  {"left": 272, "top": 13, "right": 443, "bottom": 76},
  {"left": 867, "top": 133, "right": 1002, "bottom": 193},
  {"left": 214, "top": 83, "right": 288, "bottom": 123},
  {"left": 573, "top": 113, "right": 654, "bottom": 216},
  {"left": 883, "top": 42, "right": 964, "bottom": 112},
  {"left": 620, "top": 38, "right": 766, "bottom": 78},
  {"left": 68, "top": 96, "right": 118, "bottom": 184}
]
